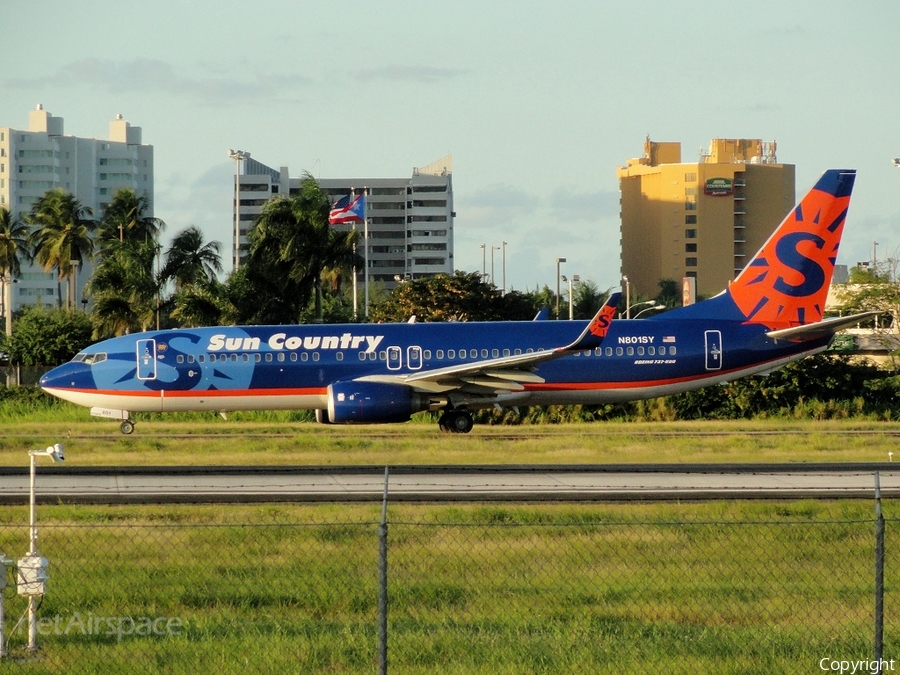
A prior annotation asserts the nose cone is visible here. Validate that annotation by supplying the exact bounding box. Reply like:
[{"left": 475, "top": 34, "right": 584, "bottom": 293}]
[{"left": 40, "top": 362, "right": 95, "bottom": 395}]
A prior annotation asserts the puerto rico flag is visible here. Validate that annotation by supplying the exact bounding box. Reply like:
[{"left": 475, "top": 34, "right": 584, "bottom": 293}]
[{"left": 328, "top": 193, "right": 365, "bottom": 224}]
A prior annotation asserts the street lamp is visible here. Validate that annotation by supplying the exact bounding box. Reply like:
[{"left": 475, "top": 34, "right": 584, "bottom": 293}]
[
  {"left": 622, "top": 299, "right": 656, "bottom": 319},
  {"left": 68, "top": 260, "right": 79, "bottom": 312},
  {"left": 634, "top": 303, "right": 665, "bottom": 319},
  {"left": 20, "top": 443, "right": 64, "bottom": 653},
  {"left": 480, "top": 244, "right": 486, "bottom": 281},
  {"left": 491, "top": 245, "right": 500, "bottom": 287},
  {"left": 501, "top": 241, "right": 507, "bottom": 296},
  {"left": 561, "top": 274, "right": 580, "bottom": 320},
  {"left": 229, "top": 149, "right": 250, "bottom": 272},
  {"left": 623, "top": 275, "right": 631, "bottom": 319},
  {"left": 555, "top": 257, "right": 567, "bottom": 319}
]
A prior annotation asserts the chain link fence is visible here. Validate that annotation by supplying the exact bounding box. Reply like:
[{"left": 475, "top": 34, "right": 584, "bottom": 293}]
[{"left": 0, "top": 500, "right": 895, "bottom": 674}]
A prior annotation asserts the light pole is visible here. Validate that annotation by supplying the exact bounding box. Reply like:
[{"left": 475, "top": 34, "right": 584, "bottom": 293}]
[
  {"left": 555, "top": 257, "right": 566, "bottom": 319},
  {"left": 480, "top": 244, "right": 486, "bottom": 281},
  {"left": 561, "top": 274, "right": 580, "bottom": 320},
  {"left": 634, "top": 303, "right": 665, "bottom": 319},
  {"left": 623, "top": 275, "right": 631, "bottom": 319},
  {"left": 491, "top": 245, "right": 500, "bottom": 287},
  {"left": 501, "top": 241, "right": 507, "bottom": 295},
  {"left": 623, "top": 299, "right": 656, "bottom": 319},
  {"left": 229, "top": 149, "right": 250, "bottom": 272},
  {"left": 874, "top": 241, "right": 879, "bottom": 277},
  {"left": 20, "top": 443, "right": 64, "bottom": 653},
  {"left": 1, "top": 274, "right": 11, "bottom": 337},
  {"left": 68, "top": 260, "right": 79, "bottom": 311}
]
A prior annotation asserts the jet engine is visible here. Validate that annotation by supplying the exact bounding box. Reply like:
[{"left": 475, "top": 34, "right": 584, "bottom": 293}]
[{"left": 326, "top": 381, "right": 431, "bottom": 424}]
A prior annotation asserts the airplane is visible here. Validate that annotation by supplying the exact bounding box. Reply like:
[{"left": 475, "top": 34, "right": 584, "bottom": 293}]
[{"left": 40, "top": 169, "right": 871, "bottom": 435}]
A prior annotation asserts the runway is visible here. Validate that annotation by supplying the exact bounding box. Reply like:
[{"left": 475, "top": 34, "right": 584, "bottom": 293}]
[{"left": 0, "top": 463, "right": 897, "bottom": 503}]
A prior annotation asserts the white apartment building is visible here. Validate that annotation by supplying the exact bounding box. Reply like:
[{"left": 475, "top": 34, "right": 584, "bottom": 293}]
[
  {"left": 0, "top": 105, "right": 154, "bottom": 312},
  {"left": 232, "top": 154, "right": 454, "bottom": 289}
]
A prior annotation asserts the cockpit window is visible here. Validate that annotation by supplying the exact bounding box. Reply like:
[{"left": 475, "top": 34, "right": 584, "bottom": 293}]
[{"left": 72, "top": 352, "right": 107, "bottom": 366}]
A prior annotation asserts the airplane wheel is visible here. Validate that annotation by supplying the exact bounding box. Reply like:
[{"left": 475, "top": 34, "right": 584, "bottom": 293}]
[
  {"left": 120, "top": 419, "right": 135, "bottom": 435},
  {"left": 438, "top": 413, "right": 451, "bottom": 433},
  {"left": 447, "top": 410, "right": 474, "bottom": 434}
]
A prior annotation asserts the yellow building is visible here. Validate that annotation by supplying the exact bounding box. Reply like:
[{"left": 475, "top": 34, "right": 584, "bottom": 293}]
[{"left": 617, "top": 137, "right": 795, "bottom": 299}]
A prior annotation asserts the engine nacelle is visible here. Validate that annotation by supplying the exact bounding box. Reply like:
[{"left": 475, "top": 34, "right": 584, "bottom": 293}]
[{"left": 327, "top": 381, "right": 431, "bottom": 424}]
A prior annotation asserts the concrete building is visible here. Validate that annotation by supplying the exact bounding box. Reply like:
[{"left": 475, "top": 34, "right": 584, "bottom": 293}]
[
  {"left": 617, "top": 137, "right": 795, "bottom": 299},
  {"left": 0, "top": 105, "right": 154, "bottom": 312},
  {"left": 231, "top": 154, "right": 454, "bottom": 289}
]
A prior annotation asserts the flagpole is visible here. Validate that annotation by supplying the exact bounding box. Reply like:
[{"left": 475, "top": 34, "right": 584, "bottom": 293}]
[
  {"left": 364, "top": 186, "right": 370, "bottom": 319},
  {"left": 351, "top": 189, "right": 358, "bottom": 321}
]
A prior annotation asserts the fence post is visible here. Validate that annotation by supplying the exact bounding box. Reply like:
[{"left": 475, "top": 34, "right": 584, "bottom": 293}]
[
  {"left": 378, "top": 467, "right": 389, "bottom": 675},
  {"left": 875, "top": 471, "right": 885, "bottom": 672}
]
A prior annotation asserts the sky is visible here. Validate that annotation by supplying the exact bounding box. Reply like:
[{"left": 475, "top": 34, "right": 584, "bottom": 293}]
[{"left": 4, "top": 0, "right": 899, "bottom": 297}]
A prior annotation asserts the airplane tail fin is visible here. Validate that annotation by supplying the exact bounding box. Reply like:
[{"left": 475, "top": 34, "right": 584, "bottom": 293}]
[{"left": 674, "top": 169, "right": 856, "bottom": 328}]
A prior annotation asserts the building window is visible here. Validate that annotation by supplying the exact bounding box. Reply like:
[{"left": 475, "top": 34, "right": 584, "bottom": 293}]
[
  {"left": 685, "top": 229, "right": 697, "bottom": 239},
  {"left": 685, "top": 172, "right": 697, "bottom": 182},
  {"left": 685, "top": 243, "right": 697, "bottom": 253},
  {"left": 685, "top": 187, "right": 697, "bottom": 196},
  {"left": 685, "top": 257, "right": 697, "bottom": 267},
  {"left": 684, "top": 201, "right": 697, "bottom": 211},
  {"left": 685, "top": 215, "right": 697, "bottom": 224}
]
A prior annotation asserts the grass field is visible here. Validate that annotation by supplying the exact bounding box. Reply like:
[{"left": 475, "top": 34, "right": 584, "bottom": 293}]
[
  {"left": 0, "top": 500, "right": 890, "bottom": 674},
  {"left": 0, "top": 404, "right": 898, "bottom": 672},
  {"left": 1, "top": 416, "right": 900, "bottom": 466}
]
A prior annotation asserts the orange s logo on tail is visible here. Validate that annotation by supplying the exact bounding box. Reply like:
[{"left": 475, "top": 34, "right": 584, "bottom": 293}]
[
  {"left": 728, "top": 170, "right": 855, "bottom": 329},
  {"left": 588, "top": 301, "right": 617, "bottom": 338}
]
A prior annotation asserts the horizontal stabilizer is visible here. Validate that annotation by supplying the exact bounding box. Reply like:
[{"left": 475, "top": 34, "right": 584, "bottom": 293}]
[{"left": 766, "top": 312, "right": 877, "bottom": 342}]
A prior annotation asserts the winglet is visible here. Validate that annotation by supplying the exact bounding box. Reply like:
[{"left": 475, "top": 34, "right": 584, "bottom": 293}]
[{"left": 559, "top": 291, "right": 620, "bottom": 353}]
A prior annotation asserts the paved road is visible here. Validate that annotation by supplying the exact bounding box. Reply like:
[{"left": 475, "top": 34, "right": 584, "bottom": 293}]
[{"left": 0, "top": 464, "right": 897, "bottom": 503}]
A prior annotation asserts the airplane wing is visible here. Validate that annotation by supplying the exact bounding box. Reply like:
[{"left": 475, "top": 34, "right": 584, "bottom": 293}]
[
  {"left": 765, "top": 311, "right": 877, "bottom": 342},
  {"left": 357, "top": 292, "right": 621, "bottom": 394}
]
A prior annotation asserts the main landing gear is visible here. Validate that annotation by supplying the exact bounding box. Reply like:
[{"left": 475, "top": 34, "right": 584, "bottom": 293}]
[{"left": 438, "top": 409, "right": 474, "bottom": 434}]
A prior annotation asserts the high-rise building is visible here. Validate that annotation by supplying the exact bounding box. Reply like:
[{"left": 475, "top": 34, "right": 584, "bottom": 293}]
[
  {"left": 231, "top": 155, "right": 454, "bottom": 289},
  {"left": 617, "top": 137, "right": 795, "bottom": 299},
  {"left": 0, "top": 105, "right": 154, "bottom": 312}
]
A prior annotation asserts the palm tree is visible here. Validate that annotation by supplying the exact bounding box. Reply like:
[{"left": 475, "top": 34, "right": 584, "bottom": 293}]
[
  {"left": 26, "top": 189, "right": 96, "bottom": 308},
  {"left": 247, "top": 175, "right": 360, "bottom": 323},
  {"left": 0, "top": 206, "right": 32, "bottom": 334},
  {"left": 87, "top": 239, "right": 161, "bottom": 337},
  {"left": 98, "top": 188, "right": 165, "bottom": 250},
  {"left": 162, "top": 226, "right": 222, "bottom": 291}
]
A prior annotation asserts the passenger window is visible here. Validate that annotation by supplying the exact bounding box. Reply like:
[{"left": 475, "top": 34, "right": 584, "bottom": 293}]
[
  {"left": 199, "top": 355, "right": 206, "bottom": 363},
  {"left": 616, "top": 347, "right": 623, "bottom": 356},
  {"left": 637, "top": 347, "right": 644, "bottom": 356},
  {"left": 177, "top": 355, "right": 184, "bottom": 364},
  {"left": 242, "top": 354, "right": 249, "bottom": 362},
  {"left": 301, "top": 353, "right": 309, "bottom": 362},
  {"left": 669, "top": 346, "right": 676, "bottom": 355},
  {"left": 503, "top": 349, "right": 510, "bottom": 357},
  {"left": 188, "top": 354, "right": 195, "bottom": 364},
  {"left": 627, "top": 347, "right": 634, "bottom": 356},
  {"left": 336, "top": 352, "right": 343, "bottom": 361},
  {"left": 648, "top": 347, "right": 655, "bottom": 355},
  {"left": 277, "top": 353, "right": 285, "bottom": 362},
  {"left": 312, "top": 353, "right": 320, "bottom": 362},
  {"left": 254, "top": 354, "right": 261, "bottom": 362},
  {"left": 359, "top": 352, "right": 367, "bottom": 361},
  {"left": 448, "top": 349, "right": 455, "bottom": 359},
  {"left": 605, "top": 347, "right": 612, "bottom": 356},
  {"left": 436, "top": 350, "right": 444, "bottom": 359},
  {"left": 265, "top": 353, "right": 273, "bottom": 362},
  {"left": 492, "top": 349, "right": 499, "bottom": 358},
  {"left": 470, "top": 349, "right": 477, "bottom": 358}
]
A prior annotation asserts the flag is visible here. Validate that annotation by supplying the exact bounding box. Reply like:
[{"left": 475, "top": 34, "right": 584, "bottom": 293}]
[{"left": 328, "top": 193, "right": 365, "bottom": 224}]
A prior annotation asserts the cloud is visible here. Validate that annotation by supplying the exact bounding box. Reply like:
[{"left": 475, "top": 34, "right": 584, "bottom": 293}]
[
  {"left": 353, "top": 65, "right": 466, "bottom": 84},
  {"left": 5, "top": 58, "right": 312, "bottom": 104}
]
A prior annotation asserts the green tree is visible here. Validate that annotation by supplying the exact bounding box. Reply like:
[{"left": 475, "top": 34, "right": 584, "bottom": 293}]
[
  {"left": 5, "top": 306, "right": 92, "bottom": 366},
  {"left": 243, "top": 175, "right": 360, "bottom": 324},
  {"left": 87, "top": 239, "right": 161, "bottom": 337},
  {"left": 162, "top": 226, "right": 222, "bottom": 290},
  {"left": 97, "top": 188, "right": 165, "bottom": 251},
  {"left": 26, "top": 189, "right": 96, "bottom": 308},
  {"left": 0, "top": 206, "right": 32, "bottom": 335},
  {"left": 368, "top": 271, "right": 538, "bottom": 323}
]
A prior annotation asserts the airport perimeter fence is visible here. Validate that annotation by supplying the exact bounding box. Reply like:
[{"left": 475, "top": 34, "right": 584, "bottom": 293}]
[{"left": 0, "top": 498, "right": 896, "bottom": 674}]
